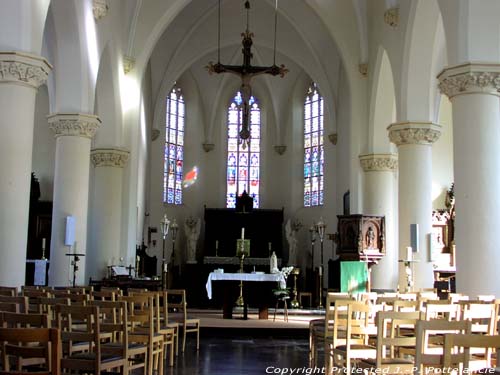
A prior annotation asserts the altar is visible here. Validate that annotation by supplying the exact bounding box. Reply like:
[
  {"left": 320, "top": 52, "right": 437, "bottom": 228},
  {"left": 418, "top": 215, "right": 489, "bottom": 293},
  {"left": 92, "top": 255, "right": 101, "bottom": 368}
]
[{"left": 206, "top": 272, "right": 285, "bottom": 319}]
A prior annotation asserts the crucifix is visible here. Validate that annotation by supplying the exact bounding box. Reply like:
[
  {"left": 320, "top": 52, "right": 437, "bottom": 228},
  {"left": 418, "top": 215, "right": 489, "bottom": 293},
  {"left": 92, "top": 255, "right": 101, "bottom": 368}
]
[{"left": 206, "top": 0, "right": 288, "bottom": 148}]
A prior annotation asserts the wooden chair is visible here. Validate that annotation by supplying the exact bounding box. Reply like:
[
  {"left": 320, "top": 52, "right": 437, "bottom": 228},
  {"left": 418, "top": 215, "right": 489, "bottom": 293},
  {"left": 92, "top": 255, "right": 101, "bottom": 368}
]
[
  {"left": 119, "top": 295, "right": 164, "bottom": 375},
  {"left": 358, "top": 311, "right": 421, "bottom": 374},
  {"left": 309, "top": 292, "right": 352, "bottom": 367},
  {"left": 414, "top": 319, "right": 472, "bottom": 375},
  {"left": 158, "top": 291, "right": 180, "bottom": 357},
  {"left": 56, "top": 304, "right": 127, "bottom": 375},
  {"left": 330, "top": 301, "right": 376, "bottom": 374},
  {"left": 127, "top": 291, "right": 176, "bottom": 366},
  {"left": 443, "top": 333, "right": 500, "bottom": 373},
  {"left": 166, "top": 289, "right": 200, "bottom": 352},
  {"left": 0, "top": 327, "right": 61, "bottom": 375},
  {"left": 393, "top": 299, "right": 419, "bottom": 312},
  {"left": 91, "top": 300, "right": 145, "bottom": 375}
]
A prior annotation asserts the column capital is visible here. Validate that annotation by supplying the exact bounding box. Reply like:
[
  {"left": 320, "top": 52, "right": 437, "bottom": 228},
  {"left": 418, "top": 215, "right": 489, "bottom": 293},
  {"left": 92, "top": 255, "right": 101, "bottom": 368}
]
[
  {"left": 438, "top": 62, "right": 500, "bottom": 98},
  {"left": 48, "top": 113, "right": 101, "bottom": 139},
  {"left": 388, "top": 122, "right": 442, "bottom": 146},
  {"left": 91, "top": 147, "right": 130, "bottom": 168},
  {"left": 93, "top": 0, "right": 109, "bottom": 20},
  {"left": 0, "top": 52, "right": 52, "bottom": 89},
  {"left": 359, "top": 153, "right": 398, "bottom": 172}
]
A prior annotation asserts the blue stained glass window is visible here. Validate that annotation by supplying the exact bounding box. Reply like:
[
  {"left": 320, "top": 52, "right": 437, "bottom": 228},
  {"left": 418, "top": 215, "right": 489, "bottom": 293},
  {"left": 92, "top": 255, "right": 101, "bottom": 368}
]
[
  {"left": 304, "top": 83, "right": 324, "bottom": 207},
  {"left": 164, "top": 86, "right": 185, "bottom": 204},
  {"left": 226, "top": 91, "right": 260, "bottom": 208}
]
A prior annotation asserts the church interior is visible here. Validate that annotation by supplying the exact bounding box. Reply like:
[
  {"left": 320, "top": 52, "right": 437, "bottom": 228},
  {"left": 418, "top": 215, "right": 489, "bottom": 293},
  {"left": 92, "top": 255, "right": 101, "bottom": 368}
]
[{"left": 2, "top": 0, "right": 500, "bottom": 373}]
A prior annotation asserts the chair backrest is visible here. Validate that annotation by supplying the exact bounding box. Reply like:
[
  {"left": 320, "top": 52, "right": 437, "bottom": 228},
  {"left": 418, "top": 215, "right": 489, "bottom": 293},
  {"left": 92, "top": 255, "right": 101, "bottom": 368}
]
[
  {"left": 324, "top": 293, "right": 355, "bottom": 337},
  {"left": 0, "top": 287, "right": 17, "bottom": 297},
  {"left": 55, "top": 304, "right": 100, "bottom": 357},
  {"left": 373, "top": 310, "right": 421, "bottom": 368},
  {"left": 424, "top": 300, "right": 461, "bottom": 321},
  {"left": 414, "top": 319, "right": 472, "bottom": 375},
  {"left": 118, "top": 295, "right": 155, "bottom": 335},
  {"left": 0, "top": 327, "right": 61, "bottom": 375},
  {"left": 166, "top": 289, "right": 188, "bottom": 324},
  {"left": 0, "top": 296, "right": 29, "bottom": 313},
  {"left": 91, "top": 289, "right": 118, "bottom": 301},
  {"left": 333, "top": 300, "right": 371, "bottom": 348},
  {"left": 461, "top": 301, "right": 495, "bottom": 334},
  {"left": 90, "top": 300, "right": 128, "bottom": 345},
  {"left": 443, "top": 333, "right": 500, "bottom": 372},
  {"left": 393, "top": 299, "right": 419, "bottom": 312},
  {"left": 1, "top": 312, "right": 50, "bottom": 328}
]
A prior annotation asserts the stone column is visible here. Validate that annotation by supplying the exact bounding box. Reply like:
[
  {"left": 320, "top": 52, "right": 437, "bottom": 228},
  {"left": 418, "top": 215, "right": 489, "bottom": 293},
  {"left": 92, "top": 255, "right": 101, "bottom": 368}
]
[
  {"left": 0, "top": 52, "right": 51, "bottom": 287},
  {"left": 359, "top": 153, "right": 398, "bottom": 290},
  {"left": 388, "top": 122, "right": 441, "bottom": 290},
  {"left": 87, "top": 147, "right": 130, "bottom": 280},
  {"left": 47, "top": 114, "right": 100, "bottom": 286},
  {"left": 438, "top": 63, "right": 500, "bottom": 296}
]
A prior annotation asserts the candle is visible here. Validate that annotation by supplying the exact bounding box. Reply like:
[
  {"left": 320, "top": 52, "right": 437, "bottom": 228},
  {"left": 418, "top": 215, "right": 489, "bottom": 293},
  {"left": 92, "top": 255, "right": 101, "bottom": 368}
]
[
  {"left": 268, "top": 242, "right": 271, "bottom": 251},
  {"left": 319, "top": 266, "right": 323, "bottom": 276},
  {"left": 136, "top": 255, "right": 140, "bottom": 262},
  {"left": 215, "top": 240, "right": 219, "bottom": 249},
  {"left": 406, "top": 247, "right": 412, "bottom": 262},
  {"left": 42, "top": 238, "right": 46, "bottom": 250},
  {"left": 241, "top": 227, "right": 245, "bottom": 239}
]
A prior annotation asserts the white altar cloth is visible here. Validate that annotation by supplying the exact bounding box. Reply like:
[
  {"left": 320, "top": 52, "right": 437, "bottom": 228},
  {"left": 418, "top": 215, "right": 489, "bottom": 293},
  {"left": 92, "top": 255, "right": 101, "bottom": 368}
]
[{"left": 205, "top": 272, "right": 285, "bottom": 299}]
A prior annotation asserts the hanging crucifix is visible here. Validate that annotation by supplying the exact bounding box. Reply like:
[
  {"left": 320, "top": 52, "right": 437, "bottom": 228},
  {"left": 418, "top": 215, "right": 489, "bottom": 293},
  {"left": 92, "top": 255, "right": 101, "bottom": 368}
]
[{"left": 206, "top": 0, "right": 288, "bottom": 148}]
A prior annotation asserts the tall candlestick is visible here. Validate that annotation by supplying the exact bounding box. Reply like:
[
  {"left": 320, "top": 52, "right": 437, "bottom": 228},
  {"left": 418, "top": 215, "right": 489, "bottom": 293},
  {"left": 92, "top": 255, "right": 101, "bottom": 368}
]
[{"left": 241, "top": 227, "right": 245, "bottom": 239}]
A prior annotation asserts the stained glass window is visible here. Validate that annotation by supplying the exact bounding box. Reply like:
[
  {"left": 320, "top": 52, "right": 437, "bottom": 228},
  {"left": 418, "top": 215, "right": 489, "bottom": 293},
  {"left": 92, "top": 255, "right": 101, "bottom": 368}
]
[
  {"left": 163, "top": 86, "right": 185, "bottom": 204},
  {"left": 304, "top": 83, "right": 324, "bottom": 207},
  {"left": 226, "top": 91, "right": 260, "bottom": 208}
]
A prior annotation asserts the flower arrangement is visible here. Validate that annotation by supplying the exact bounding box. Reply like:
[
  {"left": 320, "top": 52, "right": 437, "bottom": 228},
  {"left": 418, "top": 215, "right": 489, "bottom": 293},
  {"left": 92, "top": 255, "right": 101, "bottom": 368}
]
[{"left": 273, "top": 266, "right": 294, "bottom": 297}]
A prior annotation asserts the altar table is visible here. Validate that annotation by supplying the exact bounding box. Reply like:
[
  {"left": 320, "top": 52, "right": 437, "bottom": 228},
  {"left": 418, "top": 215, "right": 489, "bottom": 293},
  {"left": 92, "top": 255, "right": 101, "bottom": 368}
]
[{"left": 206, "top": 272, "right": 286, "bottom": 319}]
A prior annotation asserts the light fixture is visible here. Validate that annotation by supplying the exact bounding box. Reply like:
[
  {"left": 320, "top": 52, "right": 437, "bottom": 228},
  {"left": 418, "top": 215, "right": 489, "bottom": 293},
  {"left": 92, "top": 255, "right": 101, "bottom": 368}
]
[{"left": 207, "top": 0, "right": 288, "bottom": 148}]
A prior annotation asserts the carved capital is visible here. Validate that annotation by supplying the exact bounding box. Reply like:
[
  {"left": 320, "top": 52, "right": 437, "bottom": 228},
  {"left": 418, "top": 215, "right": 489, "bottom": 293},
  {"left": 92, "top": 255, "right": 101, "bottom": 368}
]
[
  {"left": 91, "top": 147, "right": 129, "bottom": 168},
  {"left": 437, "top": 63, "right": 500, "bottom": 98},
  {"left": 93, "top": 0, "right": 108, "bottom": 20},
  {"left": 328, "top": 133, "right": 338, "bottom": 145},
  {"left": 358, "top": 63, "right": 368, "bottom": 78},
  {"left": 359, "top": 153, "right": 398, "bottom": 172},
  {"left": 151, "top": 129, "right": 160, "bottom": 141},
  {"left": 273, "top": 145, "right": 286, "bottom": 155},
  {"left": 48, "top": 113, "right": 101, "bottom": 139},
  {"left": 388, "top": 122, "right": 442, "bottom": 146},
  {"left": 384, "top": 8, "right": 399, "bottom": 27},
  {"left": 202, "top": 143, "right": 215, "bottom": 152},
  {"left": 0, "top": 52, "right": 52, "bottom": 89}
]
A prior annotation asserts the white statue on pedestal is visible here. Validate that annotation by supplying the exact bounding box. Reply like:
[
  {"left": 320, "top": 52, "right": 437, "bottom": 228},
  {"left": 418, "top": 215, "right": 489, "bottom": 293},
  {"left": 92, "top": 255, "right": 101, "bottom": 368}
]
[
  {"left": 184, "top": 216, "right": 200, "bottom": 264},
  {"left": 285, "top": 218, "right": 302, "bottom": 266}
]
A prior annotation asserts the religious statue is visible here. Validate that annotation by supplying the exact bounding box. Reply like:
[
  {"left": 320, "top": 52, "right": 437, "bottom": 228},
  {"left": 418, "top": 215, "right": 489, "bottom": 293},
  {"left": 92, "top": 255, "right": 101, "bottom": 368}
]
[
  {"left": 184, "top": 216, "right": 200, "bottom": 264},
  {"left": 366, "top": 226, "right": 375, "bottom": 249},
  {"left": 285, "top": 218, "right": 303, "bottom": 266}
]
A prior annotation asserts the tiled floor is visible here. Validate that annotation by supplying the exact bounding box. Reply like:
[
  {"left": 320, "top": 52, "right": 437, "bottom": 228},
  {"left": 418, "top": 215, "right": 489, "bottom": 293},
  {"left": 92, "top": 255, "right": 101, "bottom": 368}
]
[{"left": 164, "top": 334, "right": 311, "bottom": 375}]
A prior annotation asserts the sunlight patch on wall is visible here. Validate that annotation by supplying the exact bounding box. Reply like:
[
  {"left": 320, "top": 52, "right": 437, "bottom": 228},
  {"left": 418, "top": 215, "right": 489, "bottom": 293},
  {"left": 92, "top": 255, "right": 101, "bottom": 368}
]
[{"left": 84, "top": 3, "right": 99, "bottom": 84}]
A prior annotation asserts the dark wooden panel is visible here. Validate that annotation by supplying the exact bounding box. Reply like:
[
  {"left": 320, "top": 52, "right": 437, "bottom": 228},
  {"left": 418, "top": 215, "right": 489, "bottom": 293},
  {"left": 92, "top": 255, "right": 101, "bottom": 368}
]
[{"left": 204, "top": 207, "right": 284, "bottom": 258}]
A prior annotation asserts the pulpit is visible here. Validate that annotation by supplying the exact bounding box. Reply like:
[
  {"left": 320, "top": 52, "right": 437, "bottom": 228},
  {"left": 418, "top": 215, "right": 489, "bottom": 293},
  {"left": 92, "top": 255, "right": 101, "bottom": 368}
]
[
  {"left": 336, "top": 214, "right": 385, "bottom": 264},
  {"left": 332, "top": 215, "right": 385, "bottom": 291}
]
